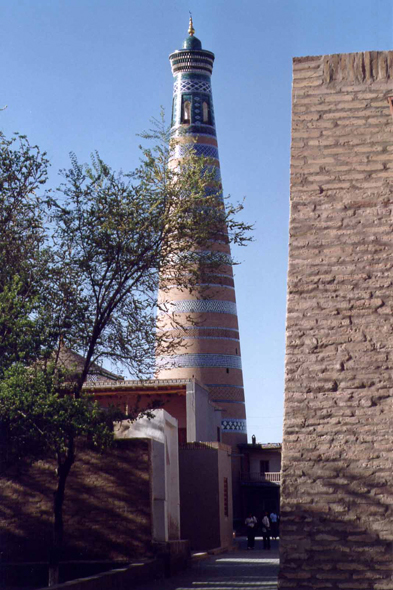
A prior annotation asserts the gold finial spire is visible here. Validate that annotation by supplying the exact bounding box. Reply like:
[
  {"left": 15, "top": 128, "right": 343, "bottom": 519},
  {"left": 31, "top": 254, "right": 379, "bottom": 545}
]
[{"left": 188, "top": 13, "right": 195, "bottom": 36}]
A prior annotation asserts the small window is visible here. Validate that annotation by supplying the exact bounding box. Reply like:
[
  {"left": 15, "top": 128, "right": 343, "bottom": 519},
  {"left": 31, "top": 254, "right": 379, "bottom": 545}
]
[
  {"left": 171, "top": 97, "right": 176, "bottom": 126},
  {"left": 183, "top": 100, "right": 191, "bottom": 124},
  {"left": 202, "top": 101, "right": 209, "bottom": 122},
  {"left": 226, "top": 368, "right": 229, "bottom": 373}
]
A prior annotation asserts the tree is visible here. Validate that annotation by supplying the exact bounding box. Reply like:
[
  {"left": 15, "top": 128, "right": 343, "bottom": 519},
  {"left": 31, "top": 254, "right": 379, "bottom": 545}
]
[
  {"left": 0, "top": 133, "right": 55, "bottom": 374},
  {"left": 50, "top": 121, "right": 251, "bottom": 390},
  {"left": 0, "top": 361, "right": 121, "bottom": 584},
  {"left": 0, "top": 121, "right": 252, "bottom": 584}
]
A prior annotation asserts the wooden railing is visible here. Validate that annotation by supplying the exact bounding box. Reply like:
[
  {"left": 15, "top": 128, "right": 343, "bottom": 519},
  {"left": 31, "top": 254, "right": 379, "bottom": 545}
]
[{"left": 241, "top": 471, "right": 281, "bottom": 484}]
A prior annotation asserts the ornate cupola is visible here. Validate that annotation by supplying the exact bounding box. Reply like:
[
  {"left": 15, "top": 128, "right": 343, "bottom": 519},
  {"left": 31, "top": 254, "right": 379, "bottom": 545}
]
[
  {"left": 169, "top": 17, "right": 216, "bottom": 133},
  {"left": 156, "top": 19, "right": 247, "bottom": 449},
  {"left": 169, "top": 17, "right": 214, "bottom": 76}
]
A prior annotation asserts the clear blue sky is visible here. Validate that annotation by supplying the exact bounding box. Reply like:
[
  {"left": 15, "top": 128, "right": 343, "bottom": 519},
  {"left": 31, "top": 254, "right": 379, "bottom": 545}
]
[{"left": 2, "top": 0, "right": 392, "bottom": 442}]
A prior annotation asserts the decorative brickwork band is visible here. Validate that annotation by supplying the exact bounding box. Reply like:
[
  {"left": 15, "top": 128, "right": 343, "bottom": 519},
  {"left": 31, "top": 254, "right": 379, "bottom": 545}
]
[
  {"left": 160, "top": 274, "right": 235, "bottom": 287},
  {"left": 169, "top": 50, "right": 215, "bottom": 76},
  {"left": 200, "top": 274, "right": 235, "bottom": 287},
  {"left": 207, "top": 384, "right": 245, "bottom": 401},
  {"left": 221, "top": 419, "right": 247, "bottom": 433},
  {"left": 163, "top": 282, "right": 235, "bottom": 291},
  {"left": 159, "top": 327, "right": 239, "bottom": 341},
  {"left": 158, "top": 300, "right": 238, "bottom": 316},
  {"left": 156, "top": 353, "right": 242, "bottom": 369},
  {"left": 160, "top": 326, "right": 239, "bottom": 336}
]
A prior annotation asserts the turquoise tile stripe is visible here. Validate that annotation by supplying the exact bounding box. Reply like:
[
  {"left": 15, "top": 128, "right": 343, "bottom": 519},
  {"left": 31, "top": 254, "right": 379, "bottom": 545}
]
[{"left": 156, "top": 353, "right": 242, "bottom": 369}]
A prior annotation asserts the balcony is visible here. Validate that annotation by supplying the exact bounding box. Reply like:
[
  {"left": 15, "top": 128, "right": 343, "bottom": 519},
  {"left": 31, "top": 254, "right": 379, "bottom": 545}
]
[{"left": 240, "top": 471, "right": 281, "bottom": 484}]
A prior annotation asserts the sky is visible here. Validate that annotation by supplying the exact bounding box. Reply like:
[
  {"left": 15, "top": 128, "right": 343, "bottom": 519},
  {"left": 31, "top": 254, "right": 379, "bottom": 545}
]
[{"left": 2, "top": 0, "right": 392, "bottom": 443}]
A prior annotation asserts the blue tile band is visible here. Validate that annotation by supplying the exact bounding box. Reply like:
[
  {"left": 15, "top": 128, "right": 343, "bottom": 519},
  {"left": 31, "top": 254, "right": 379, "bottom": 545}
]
[
  {"left": 159, "top": 326, "right": 239, "bottom": 333},
  {"left": 163, "top": 283, "right": 235, "bottom": 291},
  {"left": 190, "top": 251, "right": 233, "bottom": 264},
  {"left": 173, "top": 143, "right": 219, "bottom": 160},
  {"left": 158, "top": 300, "right": 238, "bottom": 315},
  {"left": 173, "top": 79, "right": 212, "bottom": 95},
  {"left": 221, "top": 419, "right": 247, "bottom": 433},
  {"left": 156, "top": 353, "right": 242, "bottom": 369}
]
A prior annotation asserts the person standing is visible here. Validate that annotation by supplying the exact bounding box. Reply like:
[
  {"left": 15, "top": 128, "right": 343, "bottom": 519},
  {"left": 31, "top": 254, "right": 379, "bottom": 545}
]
[
  {"left": 270, "top": 511, "right": 278, "bottom": 539},
  {"left": 261, "top": 512, "right": 271, "bottom": 550},
  {"left": 245, "top": 513, "right": 257, "bottom": 549}
]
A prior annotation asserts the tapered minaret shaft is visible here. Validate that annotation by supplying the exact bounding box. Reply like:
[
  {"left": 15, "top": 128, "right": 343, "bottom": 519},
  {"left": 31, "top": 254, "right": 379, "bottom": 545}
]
[{"left": 156, "top": 19, "right": 247, "bottom": 447}]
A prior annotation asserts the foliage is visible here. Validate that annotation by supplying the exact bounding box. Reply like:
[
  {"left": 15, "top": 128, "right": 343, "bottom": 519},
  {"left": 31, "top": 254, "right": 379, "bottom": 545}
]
[
  {"left": 0, "top": 363, "right": 116, "bottom": 469},
  {"left": 0, "top": 132, "right": 48, "bottom": 285},
  {"left": 50, "top": 118, "right": 252, "bottom": 391},
  {"left": 0, "top": 120, "right": 252, "bottom": 582},
  {"left": 0, "top": 133, "right": 55, "bottom": 375}
]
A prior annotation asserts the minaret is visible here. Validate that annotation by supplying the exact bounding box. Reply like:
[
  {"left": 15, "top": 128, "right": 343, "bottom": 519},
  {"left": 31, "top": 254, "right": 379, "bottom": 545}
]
[{"left": 156, "top": 18, "right": 247, "bottom": 447}]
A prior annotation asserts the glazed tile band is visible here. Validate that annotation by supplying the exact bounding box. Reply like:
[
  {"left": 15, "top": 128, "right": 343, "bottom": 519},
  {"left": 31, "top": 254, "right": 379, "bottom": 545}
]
[
  {"left": 156, "top": 353, "right": 242, "bottom": 369},
  {"left": 157, "top": 300, "right": 238, "bottom": 315},
  {"left": 173, "top": 79, "right": 212, "bottom": 95},
  {"left": 172, "top": 143, "right": 219, "bottom": 159},
  {"left": 221, "top": 419, "right": 247, "bottom": 432}
]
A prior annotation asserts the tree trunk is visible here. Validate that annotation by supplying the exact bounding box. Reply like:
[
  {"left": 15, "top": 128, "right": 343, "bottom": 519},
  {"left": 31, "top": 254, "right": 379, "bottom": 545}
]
[{"left": 48, "top": 438, "right": 75, "bottom": 586}]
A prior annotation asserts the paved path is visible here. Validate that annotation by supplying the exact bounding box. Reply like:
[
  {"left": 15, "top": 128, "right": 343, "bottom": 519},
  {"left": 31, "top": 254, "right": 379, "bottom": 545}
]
[{"left": 134, "top": 537, "right": 279, "bottom": 590}]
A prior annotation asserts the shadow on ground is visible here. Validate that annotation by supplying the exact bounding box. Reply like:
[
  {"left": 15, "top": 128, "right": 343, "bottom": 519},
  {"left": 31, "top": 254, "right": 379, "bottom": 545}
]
[{"left": 133, "top": 538, "right": 279, "bottom": 590}]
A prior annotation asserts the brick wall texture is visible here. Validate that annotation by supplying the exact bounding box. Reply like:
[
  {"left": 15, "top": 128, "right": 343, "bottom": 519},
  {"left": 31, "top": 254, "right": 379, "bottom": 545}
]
[
  {"left": 0, "top": 439, "right": 152, "bottom": 563},
  {"left": 279, "top": 51, "right": 393, "bottom": 590}
]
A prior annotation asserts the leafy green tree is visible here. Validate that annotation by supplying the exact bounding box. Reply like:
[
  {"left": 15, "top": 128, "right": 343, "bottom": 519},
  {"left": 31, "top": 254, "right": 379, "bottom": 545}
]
[
  {"left": 0, "top": 122, "right": 252, "bottom": 584},
  {"left": 0, "top": 133, "right": 55, "bottom": 374},
  {"left": 0, "top": 362, "right": 120, "bottom": 584},
  {"left": 50, "top": 122, "right": 251, "bottom": 394}
]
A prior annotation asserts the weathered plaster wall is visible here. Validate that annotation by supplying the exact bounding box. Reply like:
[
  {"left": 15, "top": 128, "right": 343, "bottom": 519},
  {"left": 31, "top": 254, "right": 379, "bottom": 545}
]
[
  {"left": 0, "top": 439, "right": 152, "bottom": 563},
  {"left": 279, "top": 51, "right": 393, "bottom": 589},
  {"left": 179, "top": 442, "right": 233, "bottom": 551},
  {"left": 115, "top": 410, "right": 180, "bottom": 542}
]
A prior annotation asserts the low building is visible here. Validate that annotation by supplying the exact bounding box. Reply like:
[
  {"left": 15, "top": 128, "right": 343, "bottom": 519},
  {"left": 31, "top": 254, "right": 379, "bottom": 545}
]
[
  {"left": 85, "top": 377, "right": 222, "bottom": 445},
  {"left": 88, "top": 377, "right": 234, "bottom": 552},
  {"left": 238, "top": 442, "right": 281, "bottom": 527}
]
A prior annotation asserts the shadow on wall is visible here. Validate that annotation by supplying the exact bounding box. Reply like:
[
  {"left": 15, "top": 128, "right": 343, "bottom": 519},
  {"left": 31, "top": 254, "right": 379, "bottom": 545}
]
[
  {"left": 0, "top": 439, "right": 153, "bottom": 574},
  {"left": 278, "top": 462, "right": 393, "bottom": 588}
]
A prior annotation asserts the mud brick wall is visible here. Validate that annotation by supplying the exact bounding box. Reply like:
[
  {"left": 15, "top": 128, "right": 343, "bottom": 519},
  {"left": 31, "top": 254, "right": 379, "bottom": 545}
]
[
  {"left": 0, "top": 439, "right": 152, "bottom": 563},
  {"left": 279, "top": 51, "right": 393, "bottom": 590}
]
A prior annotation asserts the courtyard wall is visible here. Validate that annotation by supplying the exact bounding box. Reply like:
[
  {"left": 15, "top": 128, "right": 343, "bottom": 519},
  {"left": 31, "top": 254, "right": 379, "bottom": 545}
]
[{"left": 0, "top": 439, "right": 152, "bottom": 564}]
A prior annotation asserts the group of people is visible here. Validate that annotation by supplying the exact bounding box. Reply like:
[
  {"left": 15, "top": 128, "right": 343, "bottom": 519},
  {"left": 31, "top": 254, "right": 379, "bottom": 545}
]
[{"left": 244, "top": 511, "right": 279, "bottom": 550}]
